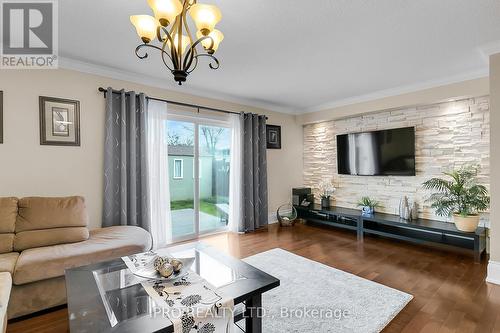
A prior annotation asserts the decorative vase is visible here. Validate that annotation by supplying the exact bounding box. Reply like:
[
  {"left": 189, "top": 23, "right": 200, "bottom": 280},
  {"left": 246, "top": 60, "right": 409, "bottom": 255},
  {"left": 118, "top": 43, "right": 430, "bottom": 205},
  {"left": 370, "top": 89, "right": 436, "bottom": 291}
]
[
  {"left": 399, "top": 196, "right": 410, "bottom": 220},
  {"left": 411, "top": 202, "right": 418, "bottom": 220},
  {"left": 361, "top": 206, "right": 374, "bottom": 215},
  {"left": 453, "top": 214, "right": 480, "bottom": 232},
  {"left": 321, "top": 196, "right": 330, "bottom": 209}
]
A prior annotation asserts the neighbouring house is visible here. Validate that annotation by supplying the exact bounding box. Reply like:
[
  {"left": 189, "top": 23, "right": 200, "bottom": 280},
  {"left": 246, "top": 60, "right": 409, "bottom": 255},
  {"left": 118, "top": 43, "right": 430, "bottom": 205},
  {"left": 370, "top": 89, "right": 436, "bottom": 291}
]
[{"left": 168, "top": 145, "right": 230, "bottom": 202}]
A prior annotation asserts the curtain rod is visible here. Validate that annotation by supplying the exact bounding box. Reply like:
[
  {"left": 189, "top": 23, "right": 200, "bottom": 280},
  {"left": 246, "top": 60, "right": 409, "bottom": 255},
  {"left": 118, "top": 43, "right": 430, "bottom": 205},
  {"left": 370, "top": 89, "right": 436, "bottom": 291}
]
[{"left": 98, "top": 87, "right": 268, "bottom": 119}]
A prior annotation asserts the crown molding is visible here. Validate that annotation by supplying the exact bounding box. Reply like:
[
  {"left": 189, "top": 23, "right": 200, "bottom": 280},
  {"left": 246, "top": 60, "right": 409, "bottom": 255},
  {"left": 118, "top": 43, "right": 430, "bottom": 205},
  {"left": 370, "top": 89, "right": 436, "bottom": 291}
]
[
  {"left": 58, "top": 56, "right": 297, "bottom": 115},
  {"left": 59, "top": 56, "right": 489, "bottom": 116},
  {"left": 302, "top": 68, "right": 489, "bottom": 114},
  {"left": 478, "top": 41, "right": 500, "bottom": 65}
]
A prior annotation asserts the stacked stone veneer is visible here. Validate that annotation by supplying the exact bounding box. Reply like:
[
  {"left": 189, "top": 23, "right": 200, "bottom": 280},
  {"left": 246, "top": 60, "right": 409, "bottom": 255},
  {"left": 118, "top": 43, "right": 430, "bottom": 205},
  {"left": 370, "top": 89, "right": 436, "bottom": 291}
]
[{"left": 303, "top": 97, "right": 490, "bottom": 225}]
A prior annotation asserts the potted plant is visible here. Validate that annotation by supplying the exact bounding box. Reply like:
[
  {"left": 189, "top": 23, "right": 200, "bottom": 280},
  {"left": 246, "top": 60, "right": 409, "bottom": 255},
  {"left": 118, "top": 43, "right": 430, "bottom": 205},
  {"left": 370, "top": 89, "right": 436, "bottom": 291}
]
[
  {"left": 318, "top": 179, "right": 336, "bottom": 209},
  {"left": 357, "top": 197, "right": 381, "bottom": 215},
  {"left": 422, "top": 165, "right": 489, "bottom": 232}
]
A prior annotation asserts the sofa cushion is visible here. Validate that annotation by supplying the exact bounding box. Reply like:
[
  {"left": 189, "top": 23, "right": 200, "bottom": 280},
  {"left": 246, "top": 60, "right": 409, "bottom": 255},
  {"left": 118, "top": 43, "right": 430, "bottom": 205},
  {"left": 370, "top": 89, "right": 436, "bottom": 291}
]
[
  {"left": 15, "top": 196, "right": 89, "bottom": 250},
  {"left": 0, "top": 198, "right": 17, "bottom": 233},
  {"left": 16, "top": 196, "right": 89, "bottom": 232},
  {"left": 13, "top": 226, "right": 152, "bottom": 285},
  {"left": 14, "top": 227, "right": 90, "bottom": 252},
  {"left": 0, "top": 234, "right": 14, "bottom": 254},
  {"left": 0, "top": 197, "right": 17, "bottom": 254},
  {"left": 0, "top": 253, "right": 18, "bottom": 275},
  {"left": 8, "top": 276, "right": 65, "bottom": 320}
]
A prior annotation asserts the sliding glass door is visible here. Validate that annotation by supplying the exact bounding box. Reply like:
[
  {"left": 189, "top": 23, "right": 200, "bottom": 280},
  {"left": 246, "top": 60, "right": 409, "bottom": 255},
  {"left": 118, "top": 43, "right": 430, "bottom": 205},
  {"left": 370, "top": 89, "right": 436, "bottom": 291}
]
[
  {"left": 167, "top": 116, "right": 231, "bottom": 241},
  {"left": 198, "top": 125, "right": 231, "bottom": 233},
  {"left": 167, "top": 120, "right": 196, "bottom": 240}
]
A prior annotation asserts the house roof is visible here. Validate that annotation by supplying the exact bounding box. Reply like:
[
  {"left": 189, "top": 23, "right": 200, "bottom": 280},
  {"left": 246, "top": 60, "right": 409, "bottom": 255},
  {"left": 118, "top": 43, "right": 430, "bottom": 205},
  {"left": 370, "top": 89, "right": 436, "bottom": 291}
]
[
  {"left": 168, "top": 145, "right": 194, "bottom": 156},
  {"left": 168, "top": 145, "right": 230, "bottom": 157}
]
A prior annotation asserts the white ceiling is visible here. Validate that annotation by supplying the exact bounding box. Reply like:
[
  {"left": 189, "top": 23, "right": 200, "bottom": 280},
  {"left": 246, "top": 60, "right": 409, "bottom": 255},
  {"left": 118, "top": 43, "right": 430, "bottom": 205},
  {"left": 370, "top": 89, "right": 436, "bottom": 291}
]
[{"left": 59, "top": 0, "right": 500, "bottom": 114}]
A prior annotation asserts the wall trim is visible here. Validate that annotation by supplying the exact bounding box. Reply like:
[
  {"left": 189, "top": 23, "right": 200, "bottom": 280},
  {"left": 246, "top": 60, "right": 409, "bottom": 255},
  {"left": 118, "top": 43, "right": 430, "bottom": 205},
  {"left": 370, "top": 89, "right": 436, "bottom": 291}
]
[
  {"left": 58, "top": 56, "right": 294, "bottom": 115},
  {"left": 479, "top": 40, "right": 500, "bottom": 64},
  {"left": 303, "top": 68, "right": 489, "bottom": 113},
  {"left": 486, "top": 260, "right": 500, "bottom": 285},
  {"left": 302, "top": 94, "right": 490, "bottom": 125},
  {"left": 60, "top": 56, "right": 489, "bottom": 116}
]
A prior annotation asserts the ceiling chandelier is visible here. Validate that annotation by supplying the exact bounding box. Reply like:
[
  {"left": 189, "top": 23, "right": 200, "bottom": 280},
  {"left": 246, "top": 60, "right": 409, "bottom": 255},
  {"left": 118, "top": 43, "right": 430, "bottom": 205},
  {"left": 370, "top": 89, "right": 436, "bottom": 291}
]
[{"left": 130, "top": 0, "right": 223, "bottom": 85}]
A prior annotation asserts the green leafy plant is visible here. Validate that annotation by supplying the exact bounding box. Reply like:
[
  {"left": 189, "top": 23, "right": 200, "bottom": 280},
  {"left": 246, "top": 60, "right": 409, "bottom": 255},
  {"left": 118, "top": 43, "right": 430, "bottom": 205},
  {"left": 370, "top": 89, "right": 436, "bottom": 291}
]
[
  {"left": 422, "top": 165, "right": 490, "bottom": 217},
  {"left": 357, "top": 197, "right": 381, "bottom": 209}
]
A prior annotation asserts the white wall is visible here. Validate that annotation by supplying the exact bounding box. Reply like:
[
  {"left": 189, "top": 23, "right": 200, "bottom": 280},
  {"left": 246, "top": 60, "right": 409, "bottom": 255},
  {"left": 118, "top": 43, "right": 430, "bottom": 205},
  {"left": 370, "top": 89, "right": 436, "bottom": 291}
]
[{"left": 0, "top": 69, "right": 303, "bottom": 229}]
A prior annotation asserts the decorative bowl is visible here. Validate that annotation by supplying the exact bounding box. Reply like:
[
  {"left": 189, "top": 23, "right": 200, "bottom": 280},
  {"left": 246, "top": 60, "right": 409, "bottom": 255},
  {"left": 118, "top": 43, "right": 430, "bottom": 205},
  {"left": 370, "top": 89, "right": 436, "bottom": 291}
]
[
  {"left": 277, "top": 204, "right": 297, "bottom": 227},
  {"left": 132, "top": 257, "right": 195, "bottom": 281}
]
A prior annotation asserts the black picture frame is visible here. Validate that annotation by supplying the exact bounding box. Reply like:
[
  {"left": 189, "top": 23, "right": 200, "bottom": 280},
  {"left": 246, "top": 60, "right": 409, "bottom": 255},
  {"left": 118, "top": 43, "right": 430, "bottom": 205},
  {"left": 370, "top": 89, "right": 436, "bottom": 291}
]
[
  {"left": 0, "top": 91, "right": 3, "bottom": 144},
  {"left": 266, "top": 124, "right": 281, "bottom": 149},
  {"left": 39, "top": 96, "right": 80, "bottom": 146}
]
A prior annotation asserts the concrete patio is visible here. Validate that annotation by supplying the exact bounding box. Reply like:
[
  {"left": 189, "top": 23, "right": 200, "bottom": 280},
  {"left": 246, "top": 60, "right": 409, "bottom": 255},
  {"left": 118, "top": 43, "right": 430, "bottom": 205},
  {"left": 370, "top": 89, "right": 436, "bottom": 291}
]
[{"left": 171, "top": 208, "right": 227, "bottom": 238}]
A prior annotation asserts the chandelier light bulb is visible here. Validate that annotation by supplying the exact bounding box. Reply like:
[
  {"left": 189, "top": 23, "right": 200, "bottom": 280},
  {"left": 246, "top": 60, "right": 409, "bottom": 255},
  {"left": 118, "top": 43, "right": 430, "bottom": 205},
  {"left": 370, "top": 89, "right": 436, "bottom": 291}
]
[
  {"left": 130, "top": 15, "right": 157, "bottom": 43},
  {"left": 167, "top": 34, "right": 190, "bottom": 55},
  {"left": 197, "top": 29, "right": 224, "bottom": 53},
  {"left": 147, "top": 0, "right": 183, "bottom": 26},
  {"left": 189, "top": 4, "right": 222, "bottom": 35}
]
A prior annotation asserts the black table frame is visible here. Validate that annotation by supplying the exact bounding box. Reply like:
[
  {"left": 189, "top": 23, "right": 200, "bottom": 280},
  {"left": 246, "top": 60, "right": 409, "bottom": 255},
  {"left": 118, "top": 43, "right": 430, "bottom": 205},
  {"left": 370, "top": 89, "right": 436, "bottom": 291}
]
[
  {"left": 65, "top": 242, "right": 280, "bottom": 333},
  {"left": 296, "top": 205, "right": 487, "bottom": 262}
]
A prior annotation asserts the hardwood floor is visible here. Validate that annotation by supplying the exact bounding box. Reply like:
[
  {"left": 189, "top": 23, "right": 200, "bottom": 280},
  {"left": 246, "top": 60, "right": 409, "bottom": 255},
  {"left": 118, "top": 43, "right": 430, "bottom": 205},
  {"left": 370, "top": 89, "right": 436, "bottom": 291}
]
[{"left": 7, "top": 222, "right": 500, "bottom": 333}]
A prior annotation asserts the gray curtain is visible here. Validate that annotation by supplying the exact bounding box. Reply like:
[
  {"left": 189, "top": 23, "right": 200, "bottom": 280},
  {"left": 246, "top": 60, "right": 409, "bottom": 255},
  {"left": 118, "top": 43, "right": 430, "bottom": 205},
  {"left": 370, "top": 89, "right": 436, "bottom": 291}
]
[
  {"left": 103, "top": 88, "right": 150, "bottom": 231},
  {"left": 242, "top": 113, "right": 268, "bottom": 232}
]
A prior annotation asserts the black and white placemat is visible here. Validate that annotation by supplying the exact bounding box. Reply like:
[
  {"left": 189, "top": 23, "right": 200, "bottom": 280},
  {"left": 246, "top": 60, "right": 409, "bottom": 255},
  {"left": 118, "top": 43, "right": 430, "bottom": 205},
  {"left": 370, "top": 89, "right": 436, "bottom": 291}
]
[{"left": 122, "top": 251, "right": 234, "bottom": 333}]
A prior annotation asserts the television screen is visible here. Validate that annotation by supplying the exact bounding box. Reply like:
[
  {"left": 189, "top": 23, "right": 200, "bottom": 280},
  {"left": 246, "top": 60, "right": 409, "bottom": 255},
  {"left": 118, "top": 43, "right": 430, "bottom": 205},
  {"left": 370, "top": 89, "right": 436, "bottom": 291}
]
[{"left": 337, "top": 127, "right": 415, "bottom": 176}]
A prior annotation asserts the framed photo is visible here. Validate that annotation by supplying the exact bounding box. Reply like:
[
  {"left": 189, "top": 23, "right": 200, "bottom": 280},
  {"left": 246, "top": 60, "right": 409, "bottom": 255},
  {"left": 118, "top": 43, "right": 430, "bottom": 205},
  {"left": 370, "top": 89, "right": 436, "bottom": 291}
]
[
  {"left": 266, "top": 124, "right": 281, "bottom": 149},
  {"left": 39, "top": 96, "right": 80, "bottom": 146},
  {"left": 0, "top": 91, "right": 3, "bottom": 144}
]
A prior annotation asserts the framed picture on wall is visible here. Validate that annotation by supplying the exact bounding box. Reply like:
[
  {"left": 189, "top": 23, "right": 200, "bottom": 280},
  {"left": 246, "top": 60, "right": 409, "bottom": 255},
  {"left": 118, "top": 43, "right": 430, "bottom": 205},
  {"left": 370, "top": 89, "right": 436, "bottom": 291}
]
[
  {"left": 39, "top": 96, "right": 80, "bottom": 146},
  {"left": 0, "top": 91, "right": 3, "bottom": 144},
  {"left": 266, "top": 124, "right": 281, "bottom": 149}
]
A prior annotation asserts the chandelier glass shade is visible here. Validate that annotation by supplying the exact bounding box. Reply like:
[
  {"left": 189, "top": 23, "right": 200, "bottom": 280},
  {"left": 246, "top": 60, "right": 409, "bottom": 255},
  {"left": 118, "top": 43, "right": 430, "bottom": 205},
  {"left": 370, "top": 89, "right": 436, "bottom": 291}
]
[{"left": 130, "top": 0, "right": 223, "bottom": 85}]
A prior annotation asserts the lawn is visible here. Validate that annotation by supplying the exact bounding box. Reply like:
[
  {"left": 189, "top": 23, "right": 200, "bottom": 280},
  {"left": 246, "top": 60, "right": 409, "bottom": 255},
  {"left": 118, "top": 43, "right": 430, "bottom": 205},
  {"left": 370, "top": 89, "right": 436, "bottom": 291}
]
[{"left": 170, "top": 198, "right": 223, "bottom": 217}]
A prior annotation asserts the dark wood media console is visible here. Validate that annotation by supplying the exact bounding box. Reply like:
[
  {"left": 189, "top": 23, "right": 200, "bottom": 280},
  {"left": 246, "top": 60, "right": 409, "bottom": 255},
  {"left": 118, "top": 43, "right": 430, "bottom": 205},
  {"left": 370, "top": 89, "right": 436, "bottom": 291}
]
[{"left": 295, "top": 204, "right": 487, "bottom": 262}]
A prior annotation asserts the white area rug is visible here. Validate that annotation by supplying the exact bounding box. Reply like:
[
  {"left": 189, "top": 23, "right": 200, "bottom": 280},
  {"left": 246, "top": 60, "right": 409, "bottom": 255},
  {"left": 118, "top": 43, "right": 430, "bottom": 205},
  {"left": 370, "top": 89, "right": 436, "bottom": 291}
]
[{"left": 243, "top": 248, "right": 412, "bottom": 333}]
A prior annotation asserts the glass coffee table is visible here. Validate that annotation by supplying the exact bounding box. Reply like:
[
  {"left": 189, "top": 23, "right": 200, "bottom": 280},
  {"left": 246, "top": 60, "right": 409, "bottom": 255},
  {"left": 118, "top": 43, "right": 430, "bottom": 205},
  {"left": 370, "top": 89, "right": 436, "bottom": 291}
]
[{"left": 65, "top": 242, "right": 279, "bottom": 333}]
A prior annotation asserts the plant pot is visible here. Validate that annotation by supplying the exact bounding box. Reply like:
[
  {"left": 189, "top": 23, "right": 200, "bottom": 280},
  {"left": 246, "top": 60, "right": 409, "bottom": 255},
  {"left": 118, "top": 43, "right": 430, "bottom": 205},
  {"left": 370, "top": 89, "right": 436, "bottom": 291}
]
[
  {"left": 453, "top": 214, "right": 480, "bottom": 232},
  {"left": 321, "top": 197, "right": 330, "bottom": 209},
  {"left": 361, "top": 206, "right": 374, "bottom": 215}
]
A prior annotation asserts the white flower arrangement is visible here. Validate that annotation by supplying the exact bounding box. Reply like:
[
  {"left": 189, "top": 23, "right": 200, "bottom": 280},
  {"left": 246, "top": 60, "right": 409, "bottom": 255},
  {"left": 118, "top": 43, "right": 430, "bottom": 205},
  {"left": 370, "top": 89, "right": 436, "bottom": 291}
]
[{"left": 318, "top": 178, "right": 336, "bottom": 198}]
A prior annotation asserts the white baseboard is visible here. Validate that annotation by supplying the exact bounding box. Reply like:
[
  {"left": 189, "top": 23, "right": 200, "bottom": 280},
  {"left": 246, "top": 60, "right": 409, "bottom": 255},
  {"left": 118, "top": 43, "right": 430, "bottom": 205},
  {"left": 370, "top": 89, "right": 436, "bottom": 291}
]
[{"left": 486, "top": 260, "right": 500, "bottom": 285}]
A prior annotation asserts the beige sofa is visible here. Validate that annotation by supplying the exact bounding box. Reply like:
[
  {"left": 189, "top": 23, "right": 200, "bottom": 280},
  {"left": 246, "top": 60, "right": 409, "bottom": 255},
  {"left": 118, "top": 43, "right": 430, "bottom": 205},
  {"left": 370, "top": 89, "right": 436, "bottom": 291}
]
[{"left": 0, "top": 196, "right": 152, "bottom": 323}]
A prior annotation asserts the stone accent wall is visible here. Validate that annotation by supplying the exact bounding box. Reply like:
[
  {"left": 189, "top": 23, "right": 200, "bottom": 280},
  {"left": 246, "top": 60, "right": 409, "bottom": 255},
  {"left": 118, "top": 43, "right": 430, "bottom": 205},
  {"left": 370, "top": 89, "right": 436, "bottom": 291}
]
[{"left": 303, "top": 97, "right": 490, "bottom": 225}]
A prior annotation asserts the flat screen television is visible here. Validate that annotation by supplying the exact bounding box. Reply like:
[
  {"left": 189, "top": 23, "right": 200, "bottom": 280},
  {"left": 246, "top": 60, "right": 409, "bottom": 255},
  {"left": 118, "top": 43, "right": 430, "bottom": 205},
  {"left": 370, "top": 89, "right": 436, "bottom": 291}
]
[{"left": 337, "top": 127, "right": 415, "bottom": 176}]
